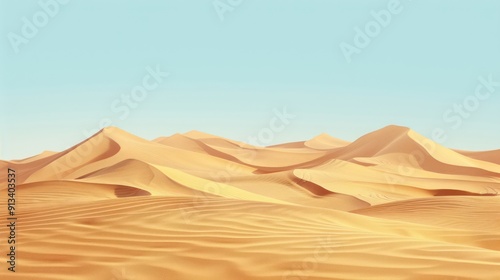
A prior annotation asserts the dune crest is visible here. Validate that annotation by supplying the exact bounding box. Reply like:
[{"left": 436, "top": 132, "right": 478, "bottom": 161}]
[{"left": 1, "top": 126, "right": 500, "bottom": 280}]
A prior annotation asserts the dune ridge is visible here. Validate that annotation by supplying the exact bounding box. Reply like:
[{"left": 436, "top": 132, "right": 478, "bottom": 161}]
[{"left": 1, "top": 125, "right": 499, "bottom": 279}]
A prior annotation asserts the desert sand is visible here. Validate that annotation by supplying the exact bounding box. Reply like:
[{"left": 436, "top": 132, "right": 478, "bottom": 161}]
[{"left": 1, "top": 125, "right": 500, "bottom": 279}]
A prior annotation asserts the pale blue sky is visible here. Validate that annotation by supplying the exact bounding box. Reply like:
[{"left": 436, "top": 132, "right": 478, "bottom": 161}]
[{"left": 1, "top": 0, "right": 500, "bottom": 160}]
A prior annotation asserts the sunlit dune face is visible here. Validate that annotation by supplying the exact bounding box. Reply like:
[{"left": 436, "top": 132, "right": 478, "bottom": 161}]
[{"left": 2, "top": 126, "right": 500, "bottom": 280}]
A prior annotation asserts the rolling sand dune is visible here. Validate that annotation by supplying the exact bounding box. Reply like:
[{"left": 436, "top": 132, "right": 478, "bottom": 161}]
[{"left": 1, "top": 125, "right": 500, "bottom": 279}]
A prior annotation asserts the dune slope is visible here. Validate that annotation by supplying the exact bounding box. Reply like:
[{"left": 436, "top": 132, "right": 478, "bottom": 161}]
[{"left": 1, "top": 125, "right": 499, "bottom": 280}]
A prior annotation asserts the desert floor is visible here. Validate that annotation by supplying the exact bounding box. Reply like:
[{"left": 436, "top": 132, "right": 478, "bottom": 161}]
[{"left": 1, "top": 126, "right": 500, "bottom": 279}]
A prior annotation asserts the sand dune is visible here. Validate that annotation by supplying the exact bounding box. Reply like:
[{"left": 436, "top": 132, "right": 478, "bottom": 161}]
[
  {"left": 1, "top": 125, "right": 500, "bottom": 279},
  {"left": 455, "top": 149, "right": 500, "bottom": 165}
]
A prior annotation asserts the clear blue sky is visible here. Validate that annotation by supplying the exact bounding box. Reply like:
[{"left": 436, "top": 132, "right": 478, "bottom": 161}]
[{"left": 1, "top": 0, "right": 499, "bottom": 160}]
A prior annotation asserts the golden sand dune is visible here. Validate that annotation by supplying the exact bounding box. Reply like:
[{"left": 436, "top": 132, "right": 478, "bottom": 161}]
[{"left": 1, "top": 125, "right": 500, "bottom": 279}]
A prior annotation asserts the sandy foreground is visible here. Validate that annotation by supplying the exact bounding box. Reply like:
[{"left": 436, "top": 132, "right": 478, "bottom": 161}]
[{"left": 1, "top": 125, "right": 500, "bottom": 280}]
